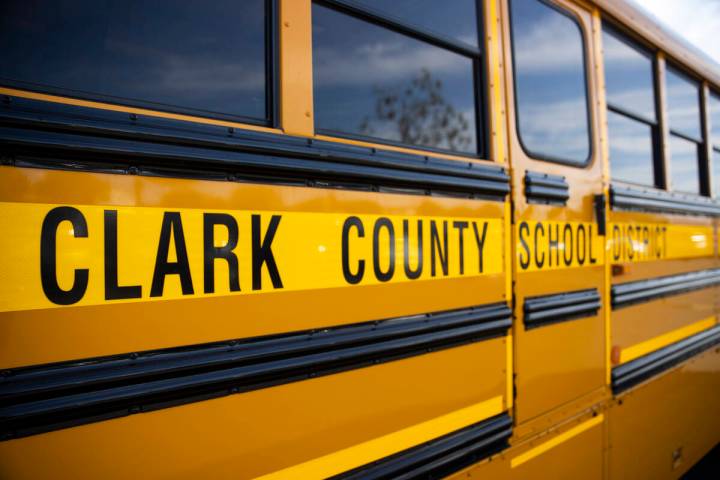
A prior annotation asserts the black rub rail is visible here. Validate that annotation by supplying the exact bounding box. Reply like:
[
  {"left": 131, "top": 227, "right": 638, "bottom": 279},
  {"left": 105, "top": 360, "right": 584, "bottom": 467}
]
[
  {"left": 612, "top": 268, "right": 720, "bottom": 309},
  {"left": 524, "top": 170, "right": 569, "bottom": 205},
  {"left": 610, "top": 184, "right": 720, "bottom": 217},
  {"left": 330, "top": 413, "right": 511, "bottom": 480},
  {"left": 0, "top": 303, "right": 511, "bottom": 441},
  {"left": 0, "top": 96, "right": 510, "bottom": 199},
  {"left": 612, "top": 324, "right": 720, "bottom": 393},
  {"left": 523, "top": 288, "right": 601, "bottom": 330}
]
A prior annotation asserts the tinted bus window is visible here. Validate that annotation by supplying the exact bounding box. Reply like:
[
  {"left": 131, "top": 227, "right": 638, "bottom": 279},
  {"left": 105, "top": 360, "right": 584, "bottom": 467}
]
[
  {"left": 510, "top": 0, "right": 591, "bottom": 165},
  {"left": 603, "top": 30, "right": 655, "bottom": 122},
  {"left": 312, "top": 3, "right": 479, "bottom": 155},
  {"left": 668, "top": 135, "right": 700, "bottom": 194},
  {"left": 666, "top": 66, "right": 701, "bottom": 194},
  {"left": 711, "top": 93, "right": 720, "bottom": 196},
  {"left": 0, "top": 0, "right": 269, "bottom": 123},
  {"left": 607, "top": 110, "right": 655, "bottom": 186},
  {"left": 349, "top": 0, "right": 478, "bottom": 46},
  {"left": 665, "top": 68, "right": 701, "bottom": 140},
  {"left": 602, "top": 27, "right": 658, "bottom": 188}
]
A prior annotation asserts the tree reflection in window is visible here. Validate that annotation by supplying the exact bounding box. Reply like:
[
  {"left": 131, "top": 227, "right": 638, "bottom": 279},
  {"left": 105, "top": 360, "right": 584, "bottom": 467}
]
[{"left": 359, "top": 69, "right": 473, "bottom": 153}]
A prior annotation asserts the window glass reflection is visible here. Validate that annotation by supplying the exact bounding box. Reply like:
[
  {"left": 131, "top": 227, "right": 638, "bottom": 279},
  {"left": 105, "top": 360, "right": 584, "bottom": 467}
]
[
  {"left": 0, "top": 0, "right": 268, "bottom": 122},
  {"left": 666, "top": 67, "right": 701, "bottom": 139},
  {"left": 603, "top": 29, "right": 655, "bottom": 121},
  {"left": 714, "top": 149, "right": 720, "bottom": 197},
  {"left": 607, "top": 110, "right": 655, "bottom": 186},
  {"left": 351, "top": 0, "right": 478, "bottom": 46},
  {"left": 511, "top": 0, "right": 590, "bottom": 164},
  {"left": 710, "top": 92, "right": 720, "bottom": 149},
  {"left": 313, "top": 4, "right": 478, "bottom": 155},
  {"left": 669, "top": 135, "right": 700, "bottom": 194}
]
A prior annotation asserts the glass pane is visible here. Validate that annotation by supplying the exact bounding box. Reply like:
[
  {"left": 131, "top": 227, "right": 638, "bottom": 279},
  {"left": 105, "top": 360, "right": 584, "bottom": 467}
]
[
  {"left": 607, "top": 110, "right": 655, "bottom": 186},
  {"left": 714, "top": 148, "right": 720, "bottom": 198},
  {"left": 313, "top": 4, "right": 478, "bottom": 155},
  {"left": 510, "top": 0, "right": 590, "bottom": 164},
  {"left": 602, "top": 28, "right": 656, "bottom": 122},
  {"left": 0, "top": 0, "right": 268, "bottom": 121},
  {"left": 669, "top": 134, "right": 700, "bottom": 194},
  {"left": 666, "top": 67, "right": 701, "bottom": 140},
  {"left": 350, "top": 0, "right": 478, "bottom": 46},
  {"left": 711, "top": 92, "right": 720, "bottom": 150}
]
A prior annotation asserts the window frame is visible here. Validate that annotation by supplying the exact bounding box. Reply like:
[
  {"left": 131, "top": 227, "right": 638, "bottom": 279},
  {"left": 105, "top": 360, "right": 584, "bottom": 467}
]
[
  {"left": 311, "top": 0, "right": 488, "bottom": 159},
  {"left": 602, "top": 24, "right": 665, "bottom": 188},
  {"left": 0, "top": 0, "right": 279, "bottom": 128},
  {"left": 508, "top": 0, "right": 594, "bottom": 168},
  {"left": 665, "top": 62, "right": 708, "bottom": 196},
  {"left": 707, "top": 89, "right": 720, "bottom": 197}
]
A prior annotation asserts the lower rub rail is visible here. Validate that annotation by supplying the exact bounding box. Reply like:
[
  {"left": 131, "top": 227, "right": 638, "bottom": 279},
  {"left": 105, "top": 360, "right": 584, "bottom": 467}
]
[
  {"left": 612, "top": 324, "right": 720, "bottom": 393},
  {"left": 330, "top": 414, "right": 512, "bottom": 480},
  {"left": 611, "top": 268, "right": 720, "bottom": 308},
  {"left": 0, "top": 303, "right": 511, "bottom": 440}
]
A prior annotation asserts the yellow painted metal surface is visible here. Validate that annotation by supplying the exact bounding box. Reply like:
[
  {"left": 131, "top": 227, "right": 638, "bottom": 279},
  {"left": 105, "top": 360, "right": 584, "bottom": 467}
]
[
  {"left": 450, "top": 409, "right": 605, "bottom": 480},
  {"left": 608, "top": 347, "right": 720, "bottom": 479},
  {"left": 0, "top": 202, "right": 501, "bottom": 313},
  {"left": 618, "top": 317, "right": 717, "bottom": 364},
  {"left": 1, "top": 0, "right": 720, "bottom": 478},
  {"left": 0, "top": 341, "right": 507, "bottom": 480}
]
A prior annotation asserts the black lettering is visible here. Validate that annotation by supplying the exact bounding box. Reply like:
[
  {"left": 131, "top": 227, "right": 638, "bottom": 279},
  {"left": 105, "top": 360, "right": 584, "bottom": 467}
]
[
  {"left": 373, "top": 217, "right": 396, "bottom": 282},
  {"left": 403, "top": 219, "right": 423, "bottom": 280},
  {"left": 534, "top": 222, "right": 545, "bottom": 268},
  {"left": 252, "top": 214, "right": 283, "bottom": 290},
  {"left": 627, "top": 225, "right": 634, "bottom": 260},
  {"left": 430, "top": 220, "right": 449, "bottom": 276},
  {"left": 563, "top": 223, "right": 573, "bottom": 266},
  {"left": 589, "top": 225, "right": 598, "bottom": 264},
  {"left": 642, "top": 226, "right": 649, "bottom": 260},
  {"left": 548, "top": 223, "right": 560, "bottom": 267},
  {"left": 342, "top": 217, "right": 365, "bottom": 284},
  {"left": 612, "top": 225, "right": 621, "bottom": 261},
  {"left": 472, "top": 222, "right": 489, "bottom": 273},
  {"left": 40, "top": 206, "right": 89, "bottom": 305},
  {"left": 453, "top": 221, "right": 469, "bottom": 275},
  {"left": 104, "top": 210, "right": 141, "bottom": 300},
  {"left": 519, "top": 222, "right": 530, "bottom": 270},
  {"left": 151, "top": 212, "right": 194, "bottom": 297},
  {"left": 577, "top": 224, "right": 587, "bottom": 265},
  {"left": 203, "top": 213, "right": 240, "bottom": 294}
]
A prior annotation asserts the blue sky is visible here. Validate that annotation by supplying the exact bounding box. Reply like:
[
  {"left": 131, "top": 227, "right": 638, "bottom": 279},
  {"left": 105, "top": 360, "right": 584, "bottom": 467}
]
[{"left": 633, "top": 0, "right": 720, "bottom": 66}]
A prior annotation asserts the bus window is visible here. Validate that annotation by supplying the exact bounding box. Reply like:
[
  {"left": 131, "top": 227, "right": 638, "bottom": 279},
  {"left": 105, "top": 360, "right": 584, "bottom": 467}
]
[
  {"left": 0, "top": 0, "right": 270, "bottom": 124},
  {"left": 510, "top": 0, "right": 591, "bottom": 165},
  {"left": 709, "top": 92, "right": 720, "bottom": 196},
  {"left": 602, "top": 28, "right": 659, "bottom": 187},
  {"left": 666, "top": 67, "right": 702, "bottom": 194},
  {"left": 312, "top": 2, "right": 480, "bottom": 156},
  {"left": 346, "top": 0, "right": 479, "bottom": 46}
]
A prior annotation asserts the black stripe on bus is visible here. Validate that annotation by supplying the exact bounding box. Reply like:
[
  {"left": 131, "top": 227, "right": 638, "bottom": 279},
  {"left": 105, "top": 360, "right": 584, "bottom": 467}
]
[
  {"left": 523, "top": 170, "right": 569, "bottom": 205},
  {"left": 610, "top": 184, "right": 720, "bottom": 217},
  {"left": 330, "top": 413, "right": 511, "bottom": 480},
  {"left": 523, "top": 288, "right": 601, "bottom": 330},
  {"left": 612, "top": 324, "right": 720, "bottom": 394},
  {"left": 0, "top": 96, "right": 510, "bottom": 199},
  {"left": 0, "top": 303, "right": 511, "bottom": 441},
  {"left": 611, "top": 268, "right": 720, "bottom": 309}
]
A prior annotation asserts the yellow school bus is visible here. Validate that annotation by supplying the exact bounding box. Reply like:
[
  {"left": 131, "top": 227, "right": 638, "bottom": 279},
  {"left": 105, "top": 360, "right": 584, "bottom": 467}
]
[{"left": 1, "top": 0, "right": 719, "bottom": 478}]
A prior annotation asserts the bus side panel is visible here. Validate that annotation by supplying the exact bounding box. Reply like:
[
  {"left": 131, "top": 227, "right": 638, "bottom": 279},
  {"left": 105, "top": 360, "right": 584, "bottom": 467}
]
[
  {"left": 450, "top": 411, "right": 604, "bottom": 480},
  {"left": 608, "top": 347, "right": 720, "bottom": 480},
  {"left": 0, "top": 340, "right": 507, "bottom": 480}
]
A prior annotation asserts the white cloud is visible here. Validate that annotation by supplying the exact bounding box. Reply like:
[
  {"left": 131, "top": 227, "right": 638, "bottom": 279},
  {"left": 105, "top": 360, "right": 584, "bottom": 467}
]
[{"left": 631, "top": 0, "right": 720, "bottom": 66}]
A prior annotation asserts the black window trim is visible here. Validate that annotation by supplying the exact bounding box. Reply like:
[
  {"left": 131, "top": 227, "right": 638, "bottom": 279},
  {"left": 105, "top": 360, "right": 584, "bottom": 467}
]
[
  {"left": 665, "top": 61, "right": 709, "bottom": 196},
  {"left": 0, "top": 0, "right": 278, "bottom": 128},
  {"left": 508, "top": 0, "right": 594, "bottom": 168},
  {"left": 312, "top": 0, "right": 488, "bottom": 160},
  {"left": 602, "top": 22, "right": 665, "bottom": 189}
]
